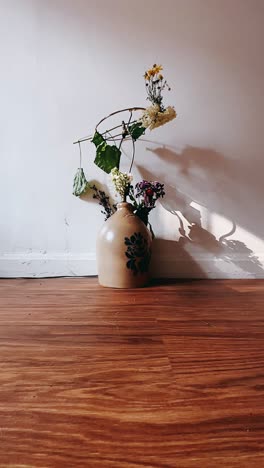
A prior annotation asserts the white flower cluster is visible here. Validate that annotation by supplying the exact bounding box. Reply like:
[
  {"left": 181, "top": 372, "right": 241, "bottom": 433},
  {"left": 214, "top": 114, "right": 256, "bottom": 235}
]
[
  {"left": 140, "top": 104, "right": 177, "bottom": 130},
  {"left": 110, "top": 167, "right": 133, "bottom": 200}
]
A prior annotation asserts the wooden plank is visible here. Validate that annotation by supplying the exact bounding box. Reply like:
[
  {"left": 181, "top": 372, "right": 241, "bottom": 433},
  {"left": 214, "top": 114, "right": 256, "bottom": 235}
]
[{"left": 0, "top": 278, "right": 263, "bottom": 467}]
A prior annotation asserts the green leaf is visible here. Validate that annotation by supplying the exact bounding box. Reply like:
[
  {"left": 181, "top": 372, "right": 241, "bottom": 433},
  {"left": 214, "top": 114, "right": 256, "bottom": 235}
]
[
  {"left": 128, "top": 122, "right": 145, "bottom": 141},
  {"left": 92, "top": 131, "right": 121, "bottom": 174},
  {"left": 72, "top": 168, "right": 90, "bottom": 197},
  {"left": 94, "top": 142, "right": 121, "bottom": 174},
  {"left": 91, "top": 131, "right": 105, "bottom": 147}
]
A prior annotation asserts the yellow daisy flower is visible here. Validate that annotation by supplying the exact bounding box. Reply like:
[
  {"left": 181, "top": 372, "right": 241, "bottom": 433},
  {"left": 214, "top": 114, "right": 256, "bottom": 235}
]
[
  {"left": 147, "top": 68, "right": 156, "bottom": 77},
  {"left": 144, "top": 72, "right": 150, "bottom": 80},
  {"left": 153, "top": 64, "right": 163, "bottom": 74}
]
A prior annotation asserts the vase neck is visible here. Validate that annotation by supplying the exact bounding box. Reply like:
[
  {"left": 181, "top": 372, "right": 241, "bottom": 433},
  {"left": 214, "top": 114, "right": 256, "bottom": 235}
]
[{"left": 116, "top": 202, "right": 133, "bottom": 212}]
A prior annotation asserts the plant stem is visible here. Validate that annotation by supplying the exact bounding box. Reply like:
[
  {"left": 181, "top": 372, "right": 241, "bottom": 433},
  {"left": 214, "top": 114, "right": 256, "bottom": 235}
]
[
  {"left": 129, "top": 138, "right": 136, "bottom": 173},
  {"left": 78, "top": 141, "right": 82, "bottom": 167}
]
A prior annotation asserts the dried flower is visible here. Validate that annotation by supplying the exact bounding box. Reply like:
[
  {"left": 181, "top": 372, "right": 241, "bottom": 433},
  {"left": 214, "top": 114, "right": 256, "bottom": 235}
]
[
  {"left": 144, "top": 72, "right": 150, "bottom": 80},
  {"left": 145, "top": 64, "right": 163, "bottom": 76},
  {"left": 128, "top": 180, "right": 165, "bottom": 231},
  {"left": 140, "top": 104, "right": 176, "bottom": 130},
  {"left": 110, "top": 168, "right": 133, "bottom": 201},
  {"left": 143, "top": 64, "right": 173, "bottom": 111},
  {"left": 91, "top": 184, "right": 116, "bottom": 220},
  {"left": 135, "top": 180, "right": 165, "bottom": 208}
]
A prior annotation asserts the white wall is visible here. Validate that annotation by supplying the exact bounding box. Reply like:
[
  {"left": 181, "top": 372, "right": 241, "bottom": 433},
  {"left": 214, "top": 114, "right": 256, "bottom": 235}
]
[{"left": 1, "top": 0, "right": 264, "bottom": 278}]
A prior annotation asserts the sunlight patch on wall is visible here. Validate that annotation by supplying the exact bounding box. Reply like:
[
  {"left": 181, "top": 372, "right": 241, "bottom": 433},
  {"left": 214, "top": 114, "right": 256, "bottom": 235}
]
[{"left": 209, "top": 211, "right": 264, "bottom": 265}]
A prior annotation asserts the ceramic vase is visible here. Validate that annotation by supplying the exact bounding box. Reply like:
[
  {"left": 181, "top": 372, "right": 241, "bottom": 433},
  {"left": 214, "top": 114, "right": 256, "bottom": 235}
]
[{"left": 96, "top": 202, "right": 152, "bottom": 288}]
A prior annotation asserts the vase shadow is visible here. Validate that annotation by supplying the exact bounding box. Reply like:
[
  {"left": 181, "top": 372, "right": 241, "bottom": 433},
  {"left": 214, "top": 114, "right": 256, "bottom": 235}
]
[{"left": 151, "top": 238, "right": 208, "bottom": 278}]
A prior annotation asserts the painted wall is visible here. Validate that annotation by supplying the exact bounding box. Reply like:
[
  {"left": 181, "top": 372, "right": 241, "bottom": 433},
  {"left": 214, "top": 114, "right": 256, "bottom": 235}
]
[{"left": 1, "top": 0, "right": 264, "bottom": 278}]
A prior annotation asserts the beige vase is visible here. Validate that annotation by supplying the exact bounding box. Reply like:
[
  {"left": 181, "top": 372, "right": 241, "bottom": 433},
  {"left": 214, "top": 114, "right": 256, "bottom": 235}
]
[{"left": 96, "top": 202, "right": 152, "bottom": 288}]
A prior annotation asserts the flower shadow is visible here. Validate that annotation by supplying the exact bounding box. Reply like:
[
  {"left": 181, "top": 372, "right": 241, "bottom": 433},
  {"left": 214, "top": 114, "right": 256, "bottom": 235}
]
[
  {"left": 146, "top": 144, "right": 264, "bottom": 240},
  {"left": 137, "top": 145, "right": 264, "bottom": 278}
]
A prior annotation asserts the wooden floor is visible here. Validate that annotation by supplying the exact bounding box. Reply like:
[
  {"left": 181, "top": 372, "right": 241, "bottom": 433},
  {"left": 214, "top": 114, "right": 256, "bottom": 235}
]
[{"left": 0, "top": 279, "right": 264, "bottom": 467}]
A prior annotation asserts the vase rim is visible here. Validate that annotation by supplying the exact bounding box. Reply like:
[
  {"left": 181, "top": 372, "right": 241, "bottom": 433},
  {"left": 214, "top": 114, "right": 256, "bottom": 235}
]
[{"left": 116, "top": 202, "right": 133, "bottom": 210}]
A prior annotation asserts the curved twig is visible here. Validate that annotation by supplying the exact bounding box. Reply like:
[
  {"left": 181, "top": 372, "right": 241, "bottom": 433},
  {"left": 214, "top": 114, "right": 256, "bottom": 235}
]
[
  {"left": 95, "top": 107, "right": 145, "bottom": 131},
  {"left": 73, "top": 107, "right": 145, "bottom": 145}
]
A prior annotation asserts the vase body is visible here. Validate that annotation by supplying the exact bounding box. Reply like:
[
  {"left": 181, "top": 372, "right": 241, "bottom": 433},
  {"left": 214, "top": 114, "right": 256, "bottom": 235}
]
[{"left": 96, "top": 202, "right": 152, "bottom": 288}]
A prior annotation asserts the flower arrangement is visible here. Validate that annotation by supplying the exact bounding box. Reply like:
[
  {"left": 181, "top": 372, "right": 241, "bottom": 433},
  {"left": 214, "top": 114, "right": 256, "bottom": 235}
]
[
  {"left": 73, "top": 65, "right": 176, "bottom": 234},
  {"left": 141, "top": 64, "right": 176, "bottom": 130}
]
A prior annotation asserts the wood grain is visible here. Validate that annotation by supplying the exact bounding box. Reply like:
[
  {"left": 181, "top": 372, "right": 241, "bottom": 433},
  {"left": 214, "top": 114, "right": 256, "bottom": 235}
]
[{"left": 0, "top": 278, "right": 263, "bottom": 467}]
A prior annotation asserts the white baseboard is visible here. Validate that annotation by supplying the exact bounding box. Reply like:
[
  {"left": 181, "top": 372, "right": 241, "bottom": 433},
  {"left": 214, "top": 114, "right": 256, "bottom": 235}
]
[
  {"left": 0, "top": 252, "right": 97, "bottom": 278},
  {"left": 1, "top": 252, "right": 264, "bottom": 278}
]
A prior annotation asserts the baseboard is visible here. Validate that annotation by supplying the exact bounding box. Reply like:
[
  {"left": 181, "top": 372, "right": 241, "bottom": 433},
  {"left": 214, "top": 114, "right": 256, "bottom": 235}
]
[
  {"left": 0, "top": 252, "right": 97, "bottom": 278},
  {"left": 1, "top": 252, "right": 264, "bottom": 278}
]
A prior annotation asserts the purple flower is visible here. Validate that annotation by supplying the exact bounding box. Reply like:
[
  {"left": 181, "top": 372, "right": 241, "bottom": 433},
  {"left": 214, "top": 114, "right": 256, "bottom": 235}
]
[{"left": 134, "top": 180, "right": 165, "bottom": 208}]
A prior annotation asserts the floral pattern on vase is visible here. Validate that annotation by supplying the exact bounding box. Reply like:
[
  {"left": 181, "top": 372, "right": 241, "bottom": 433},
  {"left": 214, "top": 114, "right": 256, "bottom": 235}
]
[{"left": 124, "top": 232, "right": 151, "bottom": 275}]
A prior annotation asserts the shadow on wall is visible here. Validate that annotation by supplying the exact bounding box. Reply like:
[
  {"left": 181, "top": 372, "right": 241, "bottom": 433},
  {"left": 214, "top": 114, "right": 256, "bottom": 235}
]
[
  {"left": 146, "top": 144, "right": 264, "bottom": 240},
  {"left": 78, "top": 179, "right": 116, "bottom": 216},
  {"left": 138, "top": 144, "right": 264, "bottom": 278}
]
